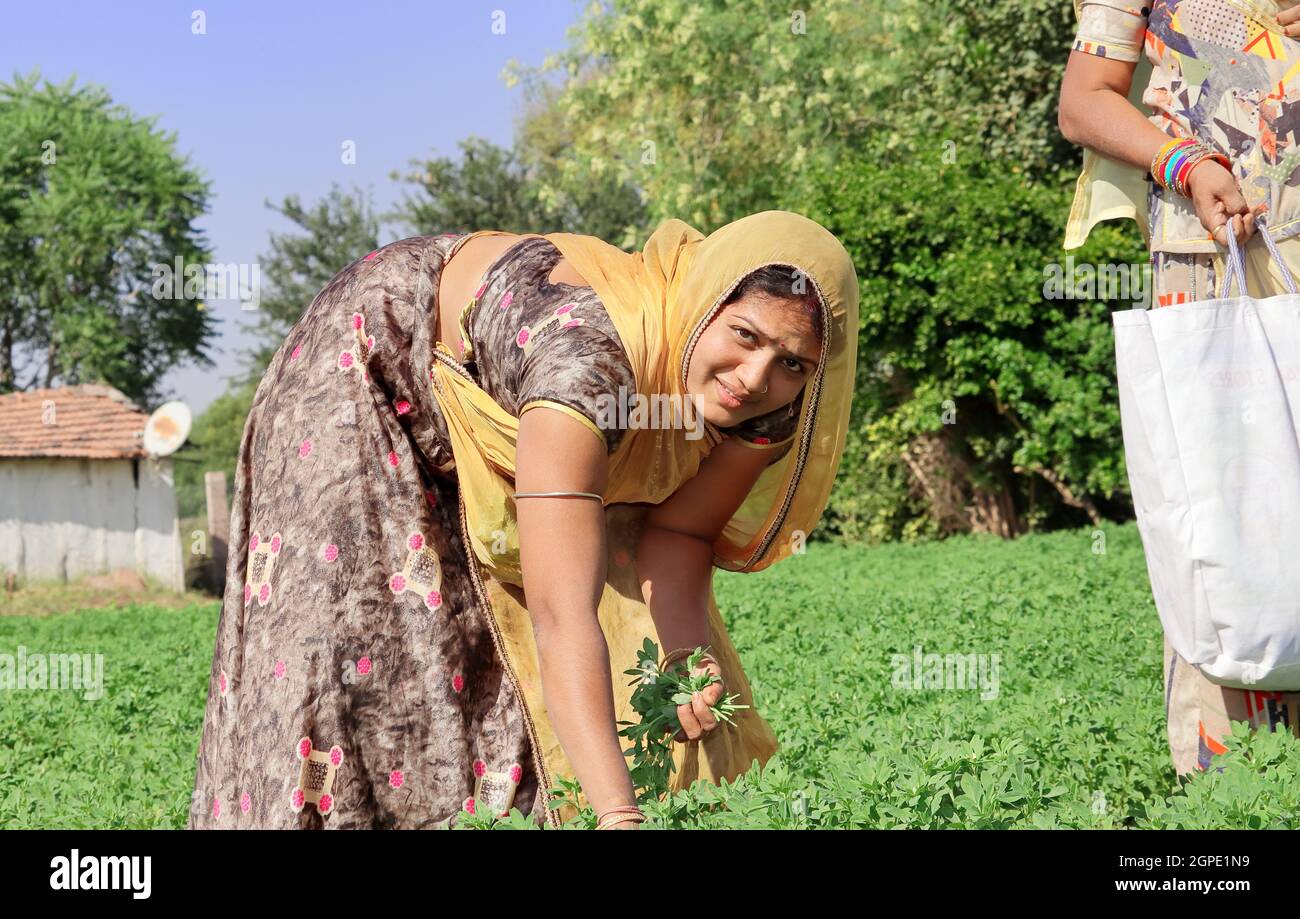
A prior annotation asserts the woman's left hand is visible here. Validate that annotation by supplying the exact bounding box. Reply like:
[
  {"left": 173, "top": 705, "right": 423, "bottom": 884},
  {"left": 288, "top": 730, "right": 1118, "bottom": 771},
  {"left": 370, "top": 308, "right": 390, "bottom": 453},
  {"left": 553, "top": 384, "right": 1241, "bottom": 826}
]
[{"left": 663, "top": 656, "right": 727, "bottom": 742}]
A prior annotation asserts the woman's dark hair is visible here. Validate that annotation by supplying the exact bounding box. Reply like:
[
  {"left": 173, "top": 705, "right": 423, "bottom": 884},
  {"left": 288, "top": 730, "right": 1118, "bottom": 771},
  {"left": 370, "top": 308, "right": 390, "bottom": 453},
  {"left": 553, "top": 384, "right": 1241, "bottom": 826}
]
[{"left": 721, "top": 265, "right": 825, "bottom": 343}]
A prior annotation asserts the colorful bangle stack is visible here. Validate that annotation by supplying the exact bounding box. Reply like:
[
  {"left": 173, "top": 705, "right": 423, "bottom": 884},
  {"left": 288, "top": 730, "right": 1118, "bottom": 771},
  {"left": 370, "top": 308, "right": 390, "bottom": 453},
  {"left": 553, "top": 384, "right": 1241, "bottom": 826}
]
[
  {"left": 595, "top": 805, "right": 646, "bottom": 830},
  {"left": 1150, "top": 137, "right": 1231, "bottom": 198}
]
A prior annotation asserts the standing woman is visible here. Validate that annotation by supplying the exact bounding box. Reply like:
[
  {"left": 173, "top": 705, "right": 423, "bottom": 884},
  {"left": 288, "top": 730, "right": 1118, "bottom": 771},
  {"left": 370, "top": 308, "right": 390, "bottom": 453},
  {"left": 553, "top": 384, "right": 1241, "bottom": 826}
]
[
  {"left": 1058, "top": 0, "right": 1300, "bottom": 775},
  {"left": 187, "top": 210, "right": 858, "bottom": 828}
]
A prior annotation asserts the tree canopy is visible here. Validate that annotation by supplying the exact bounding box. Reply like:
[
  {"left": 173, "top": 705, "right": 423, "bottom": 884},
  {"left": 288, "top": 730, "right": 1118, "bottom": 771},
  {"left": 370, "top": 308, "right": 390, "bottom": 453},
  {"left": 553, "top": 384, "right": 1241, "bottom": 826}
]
[{"left": 0, "top": 71, "right": 215, "bottom": 406}]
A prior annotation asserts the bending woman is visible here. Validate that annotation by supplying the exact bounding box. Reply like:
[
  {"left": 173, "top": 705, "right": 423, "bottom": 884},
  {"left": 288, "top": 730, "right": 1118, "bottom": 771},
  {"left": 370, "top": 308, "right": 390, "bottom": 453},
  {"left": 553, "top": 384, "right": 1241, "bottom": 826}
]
[
  {"left": 1058, "top": 0, "right": 1300, "bottom": 775},
  {"left": 187, "top": 210, "right": 859, "bottom": 828}
]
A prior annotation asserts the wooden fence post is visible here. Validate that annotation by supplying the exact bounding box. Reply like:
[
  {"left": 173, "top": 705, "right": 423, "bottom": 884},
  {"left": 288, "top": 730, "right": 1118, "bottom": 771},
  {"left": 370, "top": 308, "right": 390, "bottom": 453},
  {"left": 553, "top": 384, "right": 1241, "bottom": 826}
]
[{"left": 205, "top": 471, "right": 230, "bottom": 594}]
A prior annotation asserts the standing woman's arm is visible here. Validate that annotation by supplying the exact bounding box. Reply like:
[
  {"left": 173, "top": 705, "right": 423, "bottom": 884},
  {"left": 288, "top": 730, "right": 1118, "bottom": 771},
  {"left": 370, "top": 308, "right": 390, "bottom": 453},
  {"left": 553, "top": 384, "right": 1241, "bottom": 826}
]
[
  {"left": 514, "top": 406, "right": 638, "bottom": 819},
  {"left": 1057, "top": 51, "right": 1165, "bottom": 172},
  {"left": 1057, "top": 7, "right": 1259, "bottom": 244}
]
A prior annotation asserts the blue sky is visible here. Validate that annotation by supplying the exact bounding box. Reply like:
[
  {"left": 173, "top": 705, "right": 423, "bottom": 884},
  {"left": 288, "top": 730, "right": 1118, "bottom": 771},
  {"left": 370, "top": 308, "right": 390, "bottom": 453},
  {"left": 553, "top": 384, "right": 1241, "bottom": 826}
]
[{"left": 2, "top": 0, "right": 586, "bottom": 412}]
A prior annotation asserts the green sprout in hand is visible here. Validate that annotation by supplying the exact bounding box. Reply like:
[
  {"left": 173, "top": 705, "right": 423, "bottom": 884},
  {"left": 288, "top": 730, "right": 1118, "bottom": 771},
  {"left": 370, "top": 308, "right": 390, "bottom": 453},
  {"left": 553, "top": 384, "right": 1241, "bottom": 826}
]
[
  {"left": 540, "top": 639, "right": 749, "bottom": 826},
  {"left": 616, "top": 638, "right": 749, "bottom": 800}
]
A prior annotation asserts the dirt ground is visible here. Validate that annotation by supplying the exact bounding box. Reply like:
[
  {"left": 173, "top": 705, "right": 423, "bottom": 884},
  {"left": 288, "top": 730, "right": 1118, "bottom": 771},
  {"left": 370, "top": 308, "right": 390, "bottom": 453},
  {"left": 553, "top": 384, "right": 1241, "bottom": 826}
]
[{"left": 0, "top": 568, "right": 218, "bottom": 617}]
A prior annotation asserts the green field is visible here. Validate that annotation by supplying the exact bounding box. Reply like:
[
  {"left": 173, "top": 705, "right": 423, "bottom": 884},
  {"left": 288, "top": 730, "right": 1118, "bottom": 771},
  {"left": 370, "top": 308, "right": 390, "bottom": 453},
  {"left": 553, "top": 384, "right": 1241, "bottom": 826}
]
[{"left": 2, "top": 521, "right": 1297, "bottom": 829}]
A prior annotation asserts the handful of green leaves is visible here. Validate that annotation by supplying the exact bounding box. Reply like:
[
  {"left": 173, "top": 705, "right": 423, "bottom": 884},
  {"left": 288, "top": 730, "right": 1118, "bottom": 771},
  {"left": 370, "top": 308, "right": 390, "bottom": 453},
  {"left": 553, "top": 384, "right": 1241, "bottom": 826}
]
[{"left": 616, "top": 638, "right": 749, "bottom": 799}]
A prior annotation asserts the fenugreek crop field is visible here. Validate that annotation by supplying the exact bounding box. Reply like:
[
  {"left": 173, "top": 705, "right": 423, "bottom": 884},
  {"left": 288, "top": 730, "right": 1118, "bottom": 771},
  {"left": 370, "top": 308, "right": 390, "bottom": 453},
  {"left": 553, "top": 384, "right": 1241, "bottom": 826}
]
[{"left": 3, "top": 522, "right": 1297, "bottom": 829}]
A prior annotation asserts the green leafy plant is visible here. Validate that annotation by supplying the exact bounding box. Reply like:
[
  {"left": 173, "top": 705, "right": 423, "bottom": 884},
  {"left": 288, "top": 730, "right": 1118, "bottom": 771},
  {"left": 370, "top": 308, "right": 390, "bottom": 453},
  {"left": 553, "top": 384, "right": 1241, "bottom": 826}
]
[
  {"left": 7, "top": 524, "right": 1299, "bottom": 830},
  {"left": 527, "top": 639, "right": 750, "bottom": 829},
  {"left": 616, "top": 639, "right": 749, "bottom": 800}
]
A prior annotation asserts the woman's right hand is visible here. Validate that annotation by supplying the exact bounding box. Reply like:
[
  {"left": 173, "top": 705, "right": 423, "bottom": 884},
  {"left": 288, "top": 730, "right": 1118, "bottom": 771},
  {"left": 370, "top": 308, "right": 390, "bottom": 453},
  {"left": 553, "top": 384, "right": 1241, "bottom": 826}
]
[
  {"left": 657, "top": 655, "right": 727, "bottom": 743},
  {"left": 1186, "top": 160, "right": 1266, "bottom": 247}
]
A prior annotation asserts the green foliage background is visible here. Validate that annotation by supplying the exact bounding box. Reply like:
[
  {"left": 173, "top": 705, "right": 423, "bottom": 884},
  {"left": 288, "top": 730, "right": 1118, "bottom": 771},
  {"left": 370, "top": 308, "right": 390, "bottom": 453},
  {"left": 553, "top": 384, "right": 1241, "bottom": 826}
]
[{"left": 518, "top": 0, "right": 1147, "bottom": 540}]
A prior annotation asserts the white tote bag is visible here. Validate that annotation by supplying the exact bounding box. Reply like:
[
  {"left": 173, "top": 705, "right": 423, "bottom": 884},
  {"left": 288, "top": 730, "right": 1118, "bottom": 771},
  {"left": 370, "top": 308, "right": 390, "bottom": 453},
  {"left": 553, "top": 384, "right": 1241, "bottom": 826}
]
[{"left": 1113, "top": 219, "right": 1300, "bottom": 690}]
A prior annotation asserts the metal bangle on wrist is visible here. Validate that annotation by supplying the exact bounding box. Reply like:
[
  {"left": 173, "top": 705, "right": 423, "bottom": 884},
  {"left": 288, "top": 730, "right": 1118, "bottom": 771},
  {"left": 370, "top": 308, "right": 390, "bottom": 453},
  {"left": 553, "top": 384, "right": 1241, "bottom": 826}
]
[
  {"left": 595, "top": 805, "right": 646, "bottom": 829},
  {"left": 659, "top": 646, "right": 718, "bottom": 672},
  {"left": 658, "top": 646, "right": 726, "bottom": 700}
]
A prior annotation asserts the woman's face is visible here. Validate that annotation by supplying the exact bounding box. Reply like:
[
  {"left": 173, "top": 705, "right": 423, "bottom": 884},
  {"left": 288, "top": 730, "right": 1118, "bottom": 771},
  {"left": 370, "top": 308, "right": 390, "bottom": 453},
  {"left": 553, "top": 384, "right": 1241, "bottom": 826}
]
[{"left": 685, "top": 292, "right": 821, "bottom": 428}]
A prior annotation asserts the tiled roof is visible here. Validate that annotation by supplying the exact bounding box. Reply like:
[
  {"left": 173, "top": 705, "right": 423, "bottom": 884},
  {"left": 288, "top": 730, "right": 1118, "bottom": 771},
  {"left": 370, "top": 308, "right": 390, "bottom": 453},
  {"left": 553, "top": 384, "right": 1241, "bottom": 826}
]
[{"left": 0, "top": 385, "right": 150, "bottom": 459}]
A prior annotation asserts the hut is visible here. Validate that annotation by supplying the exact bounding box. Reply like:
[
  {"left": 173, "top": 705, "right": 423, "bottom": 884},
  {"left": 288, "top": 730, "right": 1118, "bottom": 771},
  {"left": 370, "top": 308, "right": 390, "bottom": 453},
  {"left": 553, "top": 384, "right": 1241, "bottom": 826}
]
[{"left": 0, "top": 384, "right": 184, "bottom": 591}]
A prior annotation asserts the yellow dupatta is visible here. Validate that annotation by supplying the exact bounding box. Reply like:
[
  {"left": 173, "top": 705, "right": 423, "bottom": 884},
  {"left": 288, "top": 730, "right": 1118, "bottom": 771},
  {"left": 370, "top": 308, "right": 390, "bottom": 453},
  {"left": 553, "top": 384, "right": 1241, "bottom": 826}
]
[{"left": 427, "top": 210, "right": 859, "bottom": 824}]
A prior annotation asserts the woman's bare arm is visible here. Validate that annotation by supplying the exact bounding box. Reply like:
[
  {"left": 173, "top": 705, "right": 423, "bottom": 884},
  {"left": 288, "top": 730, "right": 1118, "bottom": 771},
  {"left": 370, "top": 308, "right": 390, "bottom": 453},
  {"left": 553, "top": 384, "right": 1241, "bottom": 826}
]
[
  {"left": 637, "top": 437, "right": 776, "bottom": 658},
  {"left": 1058, "top": 51, "right": 1165, "bottom": 171},
  {"left": 1058, "top": 50, "right": 1259, "bottom": 243},
  {"left": 515, "top": 416, "right": 777, "bottom": 808},
  {"left": 514, "top": 406, "right": 635, "bottom": 816},
  {"left": 636, "top": 436, "right": 777, "bottom": 740}
]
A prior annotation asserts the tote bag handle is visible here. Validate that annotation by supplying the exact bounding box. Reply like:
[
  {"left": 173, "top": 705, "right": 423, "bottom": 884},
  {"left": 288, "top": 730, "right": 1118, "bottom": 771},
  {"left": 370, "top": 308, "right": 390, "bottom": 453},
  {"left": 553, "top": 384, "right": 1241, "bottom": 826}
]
[{"left": 1220, "top": 214, "right": 1300, "bottom": 297}]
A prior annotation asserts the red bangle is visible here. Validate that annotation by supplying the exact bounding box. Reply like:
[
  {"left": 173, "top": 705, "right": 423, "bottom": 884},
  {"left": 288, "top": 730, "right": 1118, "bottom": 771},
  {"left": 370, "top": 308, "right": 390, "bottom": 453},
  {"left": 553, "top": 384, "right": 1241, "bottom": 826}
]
[{"left": 1177, "top": 155, "right": 1204, "bottom": 195}]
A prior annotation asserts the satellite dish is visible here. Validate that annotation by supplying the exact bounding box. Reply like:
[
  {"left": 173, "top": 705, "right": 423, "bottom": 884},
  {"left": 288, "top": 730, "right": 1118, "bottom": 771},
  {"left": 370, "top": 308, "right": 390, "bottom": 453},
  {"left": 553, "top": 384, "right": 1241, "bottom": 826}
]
[{"left": 143, "top": 401, "right": 192, "bottom": 457}]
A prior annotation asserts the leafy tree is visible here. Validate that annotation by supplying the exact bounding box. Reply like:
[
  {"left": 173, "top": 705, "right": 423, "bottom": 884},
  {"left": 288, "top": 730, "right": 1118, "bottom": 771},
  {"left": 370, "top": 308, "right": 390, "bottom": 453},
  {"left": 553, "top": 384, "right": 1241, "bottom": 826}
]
[
  {"left": 896, "top": 0, "right": 1083, "bottom": 182},
  {"left": 805, "top": 141, "right": 1146, "bottom": 542},
  {"left": 391, "top": 135, "right": 544, "bottom": 237},
  {"left": 813, "top": 0, "right": 1143, "bottom": 537},
  {"left": 0, "top": 71, "right": 214, "bottom": 405},
  {"left": 509, "top": 75, "right": 648, "bottom": 244},
  {"left": 510, "top": 0, "right": 1089, "bottom": 234},
  {"left": 504, "top": 0, "right": 891, "bottom": 235},
  {"left": 391, "top": 129, "right": 643, "bottom": 244}
]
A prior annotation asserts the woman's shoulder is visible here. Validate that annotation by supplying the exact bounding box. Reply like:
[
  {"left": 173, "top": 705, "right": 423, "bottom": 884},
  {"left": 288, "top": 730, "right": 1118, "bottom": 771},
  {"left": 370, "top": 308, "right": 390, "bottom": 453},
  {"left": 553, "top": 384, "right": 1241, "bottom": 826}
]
[
  {"left": 462, "top": 238, "right": 636, "bottom": 454},
  {"left": 469, "top": 236, "right": 622, "bottom": 347},
  {"left": 452, "top": 233, "right": 592, "bottom": 296}
]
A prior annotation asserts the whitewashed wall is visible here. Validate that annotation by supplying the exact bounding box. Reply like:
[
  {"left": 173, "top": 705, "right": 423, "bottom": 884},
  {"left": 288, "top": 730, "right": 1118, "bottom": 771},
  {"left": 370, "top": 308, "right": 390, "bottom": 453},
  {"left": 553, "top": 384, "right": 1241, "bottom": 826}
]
[{"left": 0, "top": 456, "right": 183, "bottom": 591}]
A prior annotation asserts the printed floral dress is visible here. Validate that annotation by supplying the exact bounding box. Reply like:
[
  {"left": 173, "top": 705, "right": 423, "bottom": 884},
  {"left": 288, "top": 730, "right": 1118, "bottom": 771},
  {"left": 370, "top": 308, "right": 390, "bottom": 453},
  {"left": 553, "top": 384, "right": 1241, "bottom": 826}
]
[{"left": 187, "top": 232, "right": 797, "bottom": 828}]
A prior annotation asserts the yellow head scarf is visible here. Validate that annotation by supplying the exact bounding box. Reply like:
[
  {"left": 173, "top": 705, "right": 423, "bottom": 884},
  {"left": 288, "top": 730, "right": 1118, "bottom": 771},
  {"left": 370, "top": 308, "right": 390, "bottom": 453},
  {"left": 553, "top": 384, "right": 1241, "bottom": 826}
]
[
  {"left": 431, "top": 210, "right": 858, "bottom": 582},
  {"left": 427, "top": 210, "right": 859, "bottom": 824}
]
